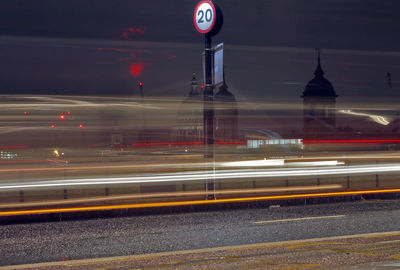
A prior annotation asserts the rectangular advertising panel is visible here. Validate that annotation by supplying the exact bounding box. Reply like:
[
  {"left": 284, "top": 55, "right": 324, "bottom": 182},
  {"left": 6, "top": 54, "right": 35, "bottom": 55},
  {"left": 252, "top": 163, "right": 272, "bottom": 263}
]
[{"left": 213, "top": 43, "right": 224, "bottom": 86}]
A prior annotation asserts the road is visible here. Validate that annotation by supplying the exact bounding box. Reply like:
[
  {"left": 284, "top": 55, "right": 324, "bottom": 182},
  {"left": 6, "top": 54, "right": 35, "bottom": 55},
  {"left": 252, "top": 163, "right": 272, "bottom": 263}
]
[{"left": 1, "top": 200, "right": 400, "bottom": 267}]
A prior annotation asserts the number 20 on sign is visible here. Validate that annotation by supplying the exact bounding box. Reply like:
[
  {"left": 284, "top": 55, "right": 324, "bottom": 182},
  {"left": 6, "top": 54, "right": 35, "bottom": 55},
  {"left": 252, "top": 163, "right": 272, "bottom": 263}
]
[{"left": 194, "top": 0, "right": 216, "bottom": 34}]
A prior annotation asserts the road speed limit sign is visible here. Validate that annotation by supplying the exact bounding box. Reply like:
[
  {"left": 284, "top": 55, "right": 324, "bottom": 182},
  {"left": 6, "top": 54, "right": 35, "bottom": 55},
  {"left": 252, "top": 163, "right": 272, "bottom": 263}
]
[{"left": 194, "top": 0, "right": 216, "bottom": 34}]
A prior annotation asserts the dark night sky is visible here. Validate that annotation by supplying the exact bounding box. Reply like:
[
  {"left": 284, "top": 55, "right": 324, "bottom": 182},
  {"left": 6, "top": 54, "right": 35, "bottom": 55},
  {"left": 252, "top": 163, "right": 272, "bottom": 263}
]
[{"left": 1, "top": 0, "right": 400, "bottom": 102}]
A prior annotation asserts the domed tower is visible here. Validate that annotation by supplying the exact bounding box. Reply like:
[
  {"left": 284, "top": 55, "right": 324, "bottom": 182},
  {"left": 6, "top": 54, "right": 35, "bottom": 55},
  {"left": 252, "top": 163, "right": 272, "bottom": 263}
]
[
  {"left": 214, "top": 71, "right": 239, "bottom": 142},
  {"left": 302, "top": 51, "right": 338, "bottom": 141},
  {"left": 174, "top": 73, "right": 203, "bottom": 143}
]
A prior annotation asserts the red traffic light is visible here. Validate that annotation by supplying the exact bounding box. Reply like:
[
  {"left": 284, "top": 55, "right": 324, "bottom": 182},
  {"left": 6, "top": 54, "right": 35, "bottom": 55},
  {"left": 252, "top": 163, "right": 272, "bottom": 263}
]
[
  {"left": 59, "top": 114, "right": 65, "bottom": 120},
  {"left": 139, "top": 82, "right": 143, "bottom": 87}
]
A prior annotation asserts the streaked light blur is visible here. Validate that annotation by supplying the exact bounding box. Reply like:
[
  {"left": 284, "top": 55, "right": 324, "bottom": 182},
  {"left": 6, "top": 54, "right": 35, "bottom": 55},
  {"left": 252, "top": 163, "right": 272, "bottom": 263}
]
[{"left": 0, "top": 95, "right": 400, "bottom": 216}]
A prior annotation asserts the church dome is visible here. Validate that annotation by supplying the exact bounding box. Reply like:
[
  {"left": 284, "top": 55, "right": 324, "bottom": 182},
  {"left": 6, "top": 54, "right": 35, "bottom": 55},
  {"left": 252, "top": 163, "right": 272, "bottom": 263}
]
[{"left": 302, "top": 53, "right": 337, "bottom": 98}]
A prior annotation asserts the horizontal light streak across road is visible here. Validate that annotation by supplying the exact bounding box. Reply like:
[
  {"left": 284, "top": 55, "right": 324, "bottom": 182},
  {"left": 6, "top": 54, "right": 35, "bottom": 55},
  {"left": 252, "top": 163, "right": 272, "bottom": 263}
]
[
  {"left": 1, "top": 189, "right": 400, "bottom": 216},
  {"left": 0, "top": 163, "right": 399, "bottom": 190},
  {"left": 222, "top": 159, "right": 344, "bottom": 167},
  {"left": 254, "top": 215, "right": 346, "bottom": 224},
  {"left": 0, "top": 185, "right": 342, "bottom": 209}
]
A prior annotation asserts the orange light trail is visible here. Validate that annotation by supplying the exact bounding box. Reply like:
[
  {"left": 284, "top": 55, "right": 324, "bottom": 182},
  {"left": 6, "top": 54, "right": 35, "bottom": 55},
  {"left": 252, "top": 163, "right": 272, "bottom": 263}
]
[
  {"left": 1, "top": 188, "right": 400, "bottom": 217},
  {"left": 0, "top": 184, "right": 341, "bottom": 209}
]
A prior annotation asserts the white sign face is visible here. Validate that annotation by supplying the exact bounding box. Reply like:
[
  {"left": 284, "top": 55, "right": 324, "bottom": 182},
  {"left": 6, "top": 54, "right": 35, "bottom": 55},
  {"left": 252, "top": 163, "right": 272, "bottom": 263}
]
[
  {"left": 213, "top": 43, "right": 224, "bottom": 85},
  {"left": 194, "top": 0, "right": 216, "bottom": 34}
]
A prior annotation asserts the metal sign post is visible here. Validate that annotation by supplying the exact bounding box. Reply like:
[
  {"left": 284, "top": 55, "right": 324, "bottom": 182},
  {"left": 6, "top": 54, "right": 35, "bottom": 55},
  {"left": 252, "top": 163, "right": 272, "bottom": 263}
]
[
  {"left": 203, "top": 34, "right": 215, "bottom": 200},
  {"left": 194, "top": 0, "right": 223, "bottom": 200}
]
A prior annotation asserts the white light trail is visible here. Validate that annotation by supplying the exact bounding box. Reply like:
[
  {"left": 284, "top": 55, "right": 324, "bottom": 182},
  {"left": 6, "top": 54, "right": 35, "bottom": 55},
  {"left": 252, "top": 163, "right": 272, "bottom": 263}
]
[
  {"left": 254, "top": 215, "right": 346, "bottom": 224},
  {"left": 0, "top": 185, "right": 342, "bottom": 209},
  {"left": 0, "top": 163, "right": 399, "bottom": 191},
  {"left": 222, "top": 159, "right": 285, "bottom": 167},
  {"left": 288, "top": 160, "right": 345, "bottom": 166},
  {"left": 221, "top": 159, "right": 343, "bottom": 167},
  {"left": 339, "top": 109, "right": 390, "bottom": 126}
]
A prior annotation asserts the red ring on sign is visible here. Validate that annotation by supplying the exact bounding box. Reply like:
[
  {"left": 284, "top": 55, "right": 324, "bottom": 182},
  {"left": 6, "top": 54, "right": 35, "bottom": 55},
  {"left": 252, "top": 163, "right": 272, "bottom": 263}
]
[{"left": 193, "top": 0, "right": 216, "bottom": 34}]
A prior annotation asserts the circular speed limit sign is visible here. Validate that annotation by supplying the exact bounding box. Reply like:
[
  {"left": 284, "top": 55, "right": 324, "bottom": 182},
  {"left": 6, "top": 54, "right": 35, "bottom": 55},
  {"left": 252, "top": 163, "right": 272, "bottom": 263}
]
[{"left": 194, "top": 0, "right": 216, "bottom": 34}]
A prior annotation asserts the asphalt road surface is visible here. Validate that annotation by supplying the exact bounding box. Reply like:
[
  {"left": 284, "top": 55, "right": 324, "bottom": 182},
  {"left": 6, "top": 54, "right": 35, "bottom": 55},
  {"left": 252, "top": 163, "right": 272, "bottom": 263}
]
[{"left": 1, "top": 200, "right": 400, "bottom": 267}]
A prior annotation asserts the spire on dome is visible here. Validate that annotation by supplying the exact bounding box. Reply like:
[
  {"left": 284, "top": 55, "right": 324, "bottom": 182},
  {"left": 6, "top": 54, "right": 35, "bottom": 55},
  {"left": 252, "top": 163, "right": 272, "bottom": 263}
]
[
  {"left": 314, "top": 48, "right": 325, "bottom": 77},
  {"left": 302, "top": 48, "right": 337, "bottom": 98}
]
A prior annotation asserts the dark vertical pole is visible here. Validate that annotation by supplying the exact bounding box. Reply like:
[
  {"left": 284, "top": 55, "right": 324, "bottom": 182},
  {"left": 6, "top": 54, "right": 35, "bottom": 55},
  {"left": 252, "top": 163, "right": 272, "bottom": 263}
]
[
  {"left": 204, "top": 34, "right": 215, "bottom": 200},
  {"left": 139, "top": 84, "right": 144, "bottom": 102},
  {"left": 139, "top": 83, "right": 146, "bottom": 143}
]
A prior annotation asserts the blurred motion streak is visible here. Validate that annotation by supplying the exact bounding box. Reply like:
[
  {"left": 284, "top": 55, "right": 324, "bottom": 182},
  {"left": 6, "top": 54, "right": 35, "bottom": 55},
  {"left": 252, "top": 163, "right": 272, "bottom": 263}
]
[
  {"left": 1, "top": 95, "right": 400, "bottom": 217},
  {"left": 1, "top": 163, "right": 400, "bottom": 190},
  {"left": 303, "top": 138, "right": 400, "bottom": 144},
  {"left": 132, "top": 141, "right": 246, "bottom": 146},
  {"left": 0, "top": 146, "right": 26, "bottom": 149},
  {"left": 0, "top": 153, "right": 398, "bottom": 173},
  {"left": 221, "top": 159, "right": 344, "bottom": 167},
  {"left": 222, "top": 159, "right": 285, "bottom": 167},
  {"left": 0, "top": 184, "right": 341, "bottom": 209},
  {"left": 2, "top": 188, "right": 400, "bottom": 217},
  {"left": 339, "top": 110, "right": 390, "bottom": 125}
]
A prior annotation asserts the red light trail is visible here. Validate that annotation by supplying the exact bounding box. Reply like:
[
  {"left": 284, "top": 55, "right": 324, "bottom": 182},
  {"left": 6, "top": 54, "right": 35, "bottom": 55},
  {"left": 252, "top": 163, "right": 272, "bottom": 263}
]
[
  {"left": 303, "top": 138, "right": 400, "bottom": 144},
  {"left": 0, "top": 145, "right": 26, "bottom": 149}
]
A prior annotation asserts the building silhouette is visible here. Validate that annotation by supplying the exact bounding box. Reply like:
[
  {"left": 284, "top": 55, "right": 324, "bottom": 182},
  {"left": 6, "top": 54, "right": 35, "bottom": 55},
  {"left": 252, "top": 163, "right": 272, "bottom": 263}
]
[
  {"left": 214, "top": 71, "right": 239, "bottom": 142},
  {"left": 174, "top": 72, "right": 203, "bottom": 143},
  {"left": 302, "top": 51, "right": 337, "bottom": 143},
  {"left": 174, "top": 71, "right": 239, "bottom": 144}
]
